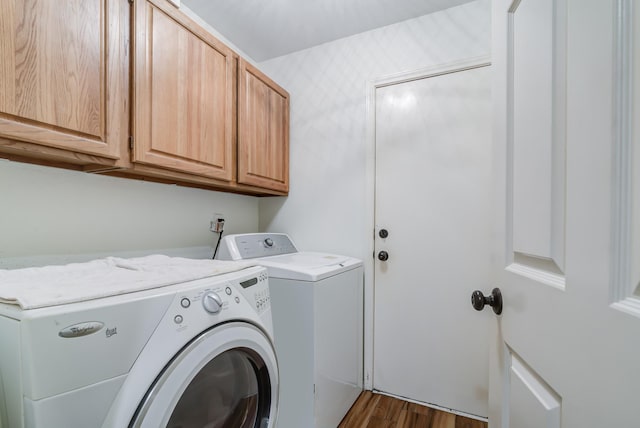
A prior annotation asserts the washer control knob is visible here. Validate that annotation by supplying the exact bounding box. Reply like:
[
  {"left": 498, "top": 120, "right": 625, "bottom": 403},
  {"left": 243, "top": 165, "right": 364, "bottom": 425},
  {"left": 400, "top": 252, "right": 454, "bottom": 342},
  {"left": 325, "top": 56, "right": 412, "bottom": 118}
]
[
  {"left": 202, "top": 292, "right": 223, "bottom": 314},
  {"left": 264, "top": 238, "right": 274, "bottom": 247}
]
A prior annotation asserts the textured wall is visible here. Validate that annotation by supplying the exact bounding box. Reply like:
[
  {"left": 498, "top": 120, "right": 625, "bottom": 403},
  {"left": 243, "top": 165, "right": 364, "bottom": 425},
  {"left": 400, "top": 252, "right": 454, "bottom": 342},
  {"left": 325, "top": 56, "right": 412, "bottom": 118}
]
[{"left": 258, "top": 0, "right": 491, "bottom": 260}]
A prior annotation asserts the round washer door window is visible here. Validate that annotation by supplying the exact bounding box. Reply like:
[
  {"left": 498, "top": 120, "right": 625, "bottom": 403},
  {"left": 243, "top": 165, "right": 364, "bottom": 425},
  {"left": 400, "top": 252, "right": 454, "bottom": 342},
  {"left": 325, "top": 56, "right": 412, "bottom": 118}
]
[{"left": 131, "top": 322, "right": 278, "bottom": 428}]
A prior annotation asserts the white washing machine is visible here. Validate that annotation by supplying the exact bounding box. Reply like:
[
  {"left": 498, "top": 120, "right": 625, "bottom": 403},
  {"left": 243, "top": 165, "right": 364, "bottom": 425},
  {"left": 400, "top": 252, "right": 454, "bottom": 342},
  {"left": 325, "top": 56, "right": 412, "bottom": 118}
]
[
  {"left": 0, "top": 256, "right": 278, "bottom": 428},
  {"left": 217, "top": 233, "right": 363, "bottom": 428}
]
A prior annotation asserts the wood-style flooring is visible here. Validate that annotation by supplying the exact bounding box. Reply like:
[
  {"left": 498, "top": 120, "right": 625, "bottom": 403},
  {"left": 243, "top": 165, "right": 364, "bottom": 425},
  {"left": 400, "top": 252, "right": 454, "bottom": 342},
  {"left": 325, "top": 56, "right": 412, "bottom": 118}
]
[{"left": 338, "top": 391, "right": 487, "bottom": 428}]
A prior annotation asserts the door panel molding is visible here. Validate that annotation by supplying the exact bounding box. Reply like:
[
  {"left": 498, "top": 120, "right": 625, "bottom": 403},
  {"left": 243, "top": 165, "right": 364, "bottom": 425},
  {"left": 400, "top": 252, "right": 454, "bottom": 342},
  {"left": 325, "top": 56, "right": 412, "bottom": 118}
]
[
  {"left": 505, "top": 348, "right": 561, "bottom": 428},
  {"left": 506, "top": 0, "right": 567, "bottom": 288},
  {"left": 506, "top": 254, "right": 564, "bottom": 290},
  {"left": 611, "top": 0, "right": 640, "bottom": 316}
]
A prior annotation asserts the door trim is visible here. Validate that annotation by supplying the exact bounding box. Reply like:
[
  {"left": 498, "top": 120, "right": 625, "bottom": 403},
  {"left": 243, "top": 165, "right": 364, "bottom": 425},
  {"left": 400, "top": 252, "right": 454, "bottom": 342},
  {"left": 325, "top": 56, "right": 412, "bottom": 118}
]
[{"left": 364, "top": 55, "right": 491, "bottom": 390}]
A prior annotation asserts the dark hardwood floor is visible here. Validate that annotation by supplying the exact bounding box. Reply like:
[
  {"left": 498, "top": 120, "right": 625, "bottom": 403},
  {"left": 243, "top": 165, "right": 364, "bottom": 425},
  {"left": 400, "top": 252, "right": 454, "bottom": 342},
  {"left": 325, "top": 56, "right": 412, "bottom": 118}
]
[{"left": 338, "top": 391, "right": 487, "bottom": 428}]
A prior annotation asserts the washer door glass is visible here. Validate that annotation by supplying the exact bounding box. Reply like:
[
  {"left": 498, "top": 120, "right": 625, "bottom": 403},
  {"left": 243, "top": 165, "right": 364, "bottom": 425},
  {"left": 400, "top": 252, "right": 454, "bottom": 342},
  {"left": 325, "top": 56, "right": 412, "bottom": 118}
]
[
  {"left": 130, "top": 323, "right": 278, "bottom": 428},
  {"left": 167, "top": 348, "right": 270, "bottom": 428}
]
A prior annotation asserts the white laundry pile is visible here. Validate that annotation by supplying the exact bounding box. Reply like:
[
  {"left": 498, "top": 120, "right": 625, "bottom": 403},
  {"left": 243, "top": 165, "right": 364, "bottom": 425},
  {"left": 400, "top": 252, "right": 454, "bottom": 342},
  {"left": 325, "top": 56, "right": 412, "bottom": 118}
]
[{"left": 0, "top": 255, "right": 255, "bottom": 309}]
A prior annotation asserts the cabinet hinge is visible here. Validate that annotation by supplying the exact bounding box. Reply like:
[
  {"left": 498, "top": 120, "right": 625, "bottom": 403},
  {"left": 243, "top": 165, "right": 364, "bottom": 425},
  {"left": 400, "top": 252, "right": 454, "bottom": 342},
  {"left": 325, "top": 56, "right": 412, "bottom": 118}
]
[{"left": 128, "top": 136, "right": 134, "bottom": 150}]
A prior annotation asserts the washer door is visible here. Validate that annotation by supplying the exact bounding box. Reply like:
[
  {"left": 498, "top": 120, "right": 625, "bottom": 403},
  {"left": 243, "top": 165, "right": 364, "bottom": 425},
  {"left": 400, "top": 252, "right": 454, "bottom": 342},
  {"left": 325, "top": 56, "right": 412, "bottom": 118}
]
[{"left": 130, "top": 322, "right": 278, "bottom": 428}]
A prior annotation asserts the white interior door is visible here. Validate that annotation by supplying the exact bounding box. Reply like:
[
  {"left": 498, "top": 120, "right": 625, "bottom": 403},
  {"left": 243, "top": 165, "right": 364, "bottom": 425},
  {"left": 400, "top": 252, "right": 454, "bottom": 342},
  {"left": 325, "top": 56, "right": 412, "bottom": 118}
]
[
  {"left": 489, "top": 0, "right": 640, "bottom": 426},
  {"left": 373, "top": 60, "right": 492, "bottom": 418}
]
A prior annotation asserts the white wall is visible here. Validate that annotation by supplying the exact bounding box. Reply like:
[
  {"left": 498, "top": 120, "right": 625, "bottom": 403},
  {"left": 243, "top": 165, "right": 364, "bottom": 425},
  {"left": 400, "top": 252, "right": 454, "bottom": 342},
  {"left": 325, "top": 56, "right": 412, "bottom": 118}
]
[
  {"left": 258, "top": 0, "right": 491, "bottom": 260},
  {"left": 0, "top": 160, "right": 258, "bottom": 267}
]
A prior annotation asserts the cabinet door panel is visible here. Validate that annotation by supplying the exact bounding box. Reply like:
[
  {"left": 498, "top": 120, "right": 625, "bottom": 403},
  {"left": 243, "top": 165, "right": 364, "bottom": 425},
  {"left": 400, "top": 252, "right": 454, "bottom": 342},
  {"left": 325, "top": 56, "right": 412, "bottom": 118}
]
[
  {"left": 0, "top": 0, "right": 127, "bottom": 158},
  {"left": 238, "top": 60, "right": 289, "bottom": 192},
  {"left": 133, "top": 0, "right": 234, "bottom": 181},
  {"left": 268, "top": 90, "right": 288, "bottom": 184}
]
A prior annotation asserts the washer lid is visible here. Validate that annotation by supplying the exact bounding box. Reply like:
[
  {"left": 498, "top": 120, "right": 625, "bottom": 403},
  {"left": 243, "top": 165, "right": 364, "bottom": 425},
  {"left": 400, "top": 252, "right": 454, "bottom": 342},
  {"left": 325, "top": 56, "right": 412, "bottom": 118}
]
[{"left": 256, "top": 252, "right": 362, "bottom": 281}]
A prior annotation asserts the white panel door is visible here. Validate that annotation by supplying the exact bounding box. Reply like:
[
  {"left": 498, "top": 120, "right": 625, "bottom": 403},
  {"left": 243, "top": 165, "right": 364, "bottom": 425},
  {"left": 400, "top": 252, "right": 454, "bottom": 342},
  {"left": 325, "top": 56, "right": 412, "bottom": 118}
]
[
  {"left": 489, "top": 0, "right": 640, "bottom": 426},
  {"left": 373, "top": 61, "right": 492, "bottom": 418}
]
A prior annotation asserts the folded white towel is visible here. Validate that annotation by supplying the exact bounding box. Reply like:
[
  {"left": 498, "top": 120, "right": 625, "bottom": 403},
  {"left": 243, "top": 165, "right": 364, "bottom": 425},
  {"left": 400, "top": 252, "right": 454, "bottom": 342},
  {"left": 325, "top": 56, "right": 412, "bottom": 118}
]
[{"left": 0, "top": 255, "right": 256, "bottom": 309}]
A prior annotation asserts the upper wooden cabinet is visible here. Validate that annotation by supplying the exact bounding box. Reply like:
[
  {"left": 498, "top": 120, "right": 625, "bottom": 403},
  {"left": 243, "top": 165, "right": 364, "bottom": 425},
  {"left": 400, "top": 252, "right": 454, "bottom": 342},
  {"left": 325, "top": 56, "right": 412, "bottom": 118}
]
[
  {"left": 238, "top": 59, "right": 290, "bottom": 193},
  {"left": 132, "top": 0, "right": 235, "bottom": 182},
  {"left": 0, "top": 0, "right": 289, "bottom": 195},
  {"left": 0, "top": 0, "right": 128, "bottom": 163}
]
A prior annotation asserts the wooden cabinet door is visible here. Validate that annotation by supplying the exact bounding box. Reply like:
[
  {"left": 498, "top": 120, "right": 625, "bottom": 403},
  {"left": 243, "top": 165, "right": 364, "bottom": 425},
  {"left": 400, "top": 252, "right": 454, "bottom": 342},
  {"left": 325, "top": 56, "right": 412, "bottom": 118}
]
[
  {"left": 238, "top": 59, "right": 290, "bottom": 193},
  {"left": 0, "top": 0, "right": 128, "bottom": 159},
  {"left": 132, "top": 0, "right": 235, "bottom": 181}
]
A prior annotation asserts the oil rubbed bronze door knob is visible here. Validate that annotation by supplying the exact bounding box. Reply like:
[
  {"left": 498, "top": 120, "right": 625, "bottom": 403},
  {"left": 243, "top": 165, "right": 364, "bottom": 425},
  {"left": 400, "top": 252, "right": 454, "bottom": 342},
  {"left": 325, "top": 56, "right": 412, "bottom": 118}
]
[
  {"left": 377, "top": 251, "right": 389, "bottom": 261},
  {"left": 471, "top": 288, "right": 503, "bottom": 315}
]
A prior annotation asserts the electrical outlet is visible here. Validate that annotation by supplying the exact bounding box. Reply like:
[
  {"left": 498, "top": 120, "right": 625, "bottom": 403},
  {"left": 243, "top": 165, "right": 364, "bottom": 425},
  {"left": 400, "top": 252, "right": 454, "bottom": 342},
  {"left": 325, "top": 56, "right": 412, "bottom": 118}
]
[{"left": 210, "top": 214, "right": 225, "bottom": 233}]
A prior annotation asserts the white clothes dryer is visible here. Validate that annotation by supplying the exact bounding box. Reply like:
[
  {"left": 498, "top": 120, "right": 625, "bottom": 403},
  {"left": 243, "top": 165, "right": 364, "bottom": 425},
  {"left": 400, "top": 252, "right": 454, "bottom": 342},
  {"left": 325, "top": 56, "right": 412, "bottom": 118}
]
[
  {"left": 0, "top": 257, "right": 278, "bottom": 428},
  {"left": 217, "top": 233, "right": 363, "bottom": 428}
]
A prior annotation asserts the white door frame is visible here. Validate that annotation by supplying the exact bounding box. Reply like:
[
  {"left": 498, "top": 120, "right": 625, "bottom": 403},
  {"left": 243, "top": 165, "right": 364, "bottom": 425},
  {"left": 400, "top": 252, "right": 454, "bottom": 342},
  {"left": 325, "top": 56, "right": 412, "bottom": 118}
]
[{"left": 363, "top": 55, "right": 491, "bottom": 390}]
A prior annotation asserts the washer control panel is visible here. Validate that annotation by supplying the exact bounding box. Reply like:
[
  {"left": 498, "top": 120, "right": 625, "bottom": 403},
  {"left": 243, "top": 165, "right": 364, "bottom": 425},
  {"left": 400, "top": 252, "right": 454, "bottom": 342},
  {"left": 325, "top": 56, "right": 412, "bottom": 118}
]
[
  {"left": 218, "top": 233, "right": 297, "bottom": 260},
  {"left": 238, "top": 269, "right": 270, "bottom": 314},
  {"left": 171, "top": 268, "right": 271, "bottom": 332}
]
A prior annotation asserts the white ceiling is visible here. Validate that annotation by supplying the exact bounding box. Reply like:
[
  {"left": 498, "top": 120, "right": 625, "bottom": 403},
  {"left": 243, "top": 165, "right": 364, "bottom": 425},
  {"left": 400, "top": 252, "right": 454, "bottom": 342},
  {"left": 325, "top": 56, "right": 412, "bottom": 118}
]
[{"left": 181, "top": 0, "right": 475, "bottom": 62}]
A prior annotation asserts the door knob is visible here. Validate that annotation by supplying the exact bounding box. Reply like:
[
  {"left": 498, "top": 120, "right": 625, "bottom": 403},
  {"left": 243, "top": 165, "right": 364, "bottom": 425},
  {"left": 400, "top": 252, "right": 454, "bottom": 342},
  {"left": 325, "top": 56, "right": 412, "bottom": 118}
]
[
  {"left": 377, "top": 251, "right": 389, "bottom": 261},
  {"left": 471, "top": 288, "right": 502, "bottom": 315},
  {"left": 379, "top": 229, "right": 389, "bottom": 238}
]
